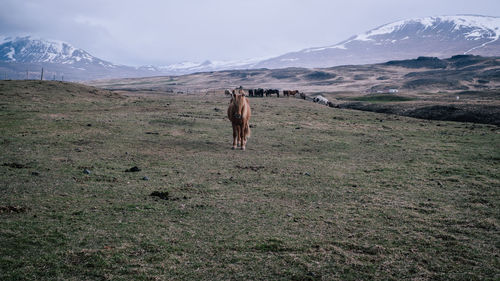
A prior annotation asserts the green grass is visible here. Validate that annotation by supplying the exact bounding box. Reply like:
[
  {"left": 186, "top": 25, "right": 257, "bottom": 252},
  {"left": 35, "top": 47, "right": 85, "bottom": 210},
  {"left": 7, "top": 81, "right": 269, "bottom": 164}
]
[
  {"left": 0, "top": 81, "right": 499, "bottom": 280},
  {"left": 348, "top": 94, "right": 415, "bottom": 103}
]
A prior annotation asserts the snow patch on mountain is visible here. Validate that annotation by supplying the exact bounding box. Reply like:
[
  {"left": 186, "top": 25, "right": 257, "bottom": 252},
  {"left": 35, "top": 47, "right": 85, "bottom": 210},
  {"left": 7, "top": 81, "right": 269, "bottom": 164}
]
[
  {"left": 304, "top": 43, "right": 347, "bottom": 53},
  {"left": 6, "top": 47, "right": 15, "bottom": 60},
  {"left": 157, "top": 56, "right": 265, "bottom": 73},
  {"left": 355, "top": 15, "right": 500, "bottom": 42}
]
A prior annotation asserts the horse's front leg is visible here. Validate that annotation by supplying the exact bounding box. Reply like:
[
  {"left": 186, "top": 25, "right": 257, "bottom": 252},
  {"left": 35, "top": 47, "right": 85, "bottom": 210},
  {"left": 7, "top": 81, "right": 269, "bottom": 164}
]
[
  {"left": 232, "top": 123, "right": 237, "bottom": 150},
  {"left": 240, "top": 122, "right": 246, "bottom": 151},
  {"left": 237, "top": 125, "right": 242, "bottom": 147}
]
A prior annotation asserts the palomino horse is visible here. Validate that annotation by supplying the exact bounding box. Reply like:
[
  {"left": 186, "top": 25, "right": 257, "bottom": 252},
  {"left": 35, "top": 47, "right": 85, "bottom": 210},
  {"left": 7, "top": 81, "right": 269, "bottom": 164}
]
[{"left": 227, "top": 89, "right": 251, "bottom": 150}]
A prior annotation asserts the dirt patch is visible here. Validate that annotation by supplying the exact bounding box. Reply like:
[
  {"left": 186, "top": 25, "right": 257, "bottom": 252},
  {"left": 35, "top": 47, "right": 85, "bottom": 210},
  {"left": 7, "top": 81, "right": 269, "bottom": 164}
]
[
  {"left": 150, "top": 191, "right": 189, "bottom": 201},
  {"left": 3, "top": 162, "right": 29, "bottom": 169},
  {"left": 235, "top": 165, "right": 265, "bottom": 171},
  {"left": 42, "top": 113, "right": 69, "bottom": 120},
  {"left": 150, "top": 191, "right": 170, "bottom": 200},
  {"left": 0, "top": 205, "right": 28, "bottom": 214},
  {"left": 170, "top": 129, "right": 185, "bottom": 136}
]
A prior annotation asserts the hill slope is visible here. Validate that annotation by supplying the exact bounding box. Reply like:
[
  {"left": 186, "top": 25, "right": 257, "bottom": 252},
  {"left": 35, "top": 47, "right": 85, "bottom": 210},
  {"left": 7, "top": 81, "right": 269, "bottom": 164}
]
[
  {"left": 88, "top": 55, "right": 500, "bottom": 125},
  {"left": 89, "top": 55, "right": 500, "bottom": 94}
]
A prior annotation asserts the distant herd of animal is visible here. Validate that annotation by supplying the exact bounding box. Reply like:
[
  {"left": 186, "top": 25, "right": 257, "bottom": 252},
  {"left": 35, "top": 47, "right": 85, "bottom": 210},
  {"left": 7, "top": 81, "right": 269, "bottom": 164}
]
[
  {"left": 226, "top": 87, "right": 333, "bottom": 150},
  {"left": 224, "top": 87, "right": 334, "bottom": 107},
  {"left": 224, "top": 88, "right": 306, "bottom": 99}
]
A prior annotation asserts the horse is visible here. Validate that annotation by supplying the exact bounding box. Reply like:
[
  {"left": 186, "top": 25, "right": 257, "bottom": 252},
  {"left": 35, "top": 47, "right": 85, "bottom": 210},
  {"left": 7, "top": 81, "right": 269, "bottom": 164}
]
[
  {"left": 227, "top": 89, "right": 251, "bottom": 150},
  {"left": 265, "top": 89, "right": 280, "bottom": 97},
  {"left": 283, "top": 90, "right": 299, "bottom": 97},
  {"left": 254, "top": 88, "right": 264, "bottom": 97}
]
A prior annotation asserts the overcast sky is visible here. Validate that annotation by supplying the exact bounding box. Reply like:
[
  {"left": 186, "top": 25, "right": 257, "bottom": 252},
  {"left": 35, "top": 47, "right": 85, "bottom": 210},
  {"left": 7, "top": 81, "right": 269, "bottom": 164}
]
[{"left": 1, "top": 0, "right": 498, "bottom": 66}]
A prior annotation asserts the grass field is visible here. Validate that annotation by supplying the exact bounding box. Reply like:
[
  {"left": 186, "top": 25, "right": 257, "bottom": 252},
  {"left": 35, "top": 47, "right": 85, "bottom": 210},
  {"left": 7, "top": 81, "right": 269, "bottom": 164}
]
[
  {"left": 346, "top": 94, "right": 415, "bottom": 103},
  {"left": 1, "top": 81, "right": 499, "bottom": 280}
]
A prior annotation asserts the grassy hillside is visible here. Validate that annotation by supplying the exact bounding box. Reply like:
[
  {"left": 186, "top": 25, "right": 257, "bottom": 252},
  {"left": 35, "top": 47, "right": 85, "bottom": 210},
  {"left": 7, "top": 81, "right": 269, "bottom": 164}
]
[
  {"left": 88, "top": 55, "right": 500, "bottom": 95},
  {"left": 86, "top": 56, "right": 500, "bottom": 126},
  {"left": 1, "top": 81, "right": 499, "bottom": 280}
]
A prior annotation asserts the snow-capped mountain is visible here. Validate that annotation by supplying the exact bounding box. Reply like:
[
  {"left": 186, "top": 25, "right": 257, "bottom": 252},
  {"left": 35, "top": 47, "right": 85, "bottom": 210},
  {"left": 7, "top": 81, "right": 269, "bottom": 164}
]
[
  {"left": 0, "top": 36, "right": 163, "bottom": 80},
  {"left": 256, "top": 15, "right": 500, "bottom": 68},
  {"left": 0, "top": 36, "right": 258, "bottom": 79},
  {"left": 1, "top": 15, "right": 499, "bottom": 80},
  {"left": 127, "top": 58, "right": 262, "bottom": 76},
  {"left": 0, "top": 36, "right": 115, "bottom": 67},
  {"left": 156, "top": 57, "right": 263, "bottom": 75}
]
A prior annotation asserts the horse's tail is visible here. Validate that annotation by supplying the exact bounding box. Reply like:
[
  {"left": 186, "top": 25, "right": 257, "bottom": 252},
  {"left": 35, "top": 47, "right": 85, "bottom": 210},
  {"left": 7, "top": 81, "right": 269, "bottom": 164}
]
[{"left": 245, "top": 123, "right": 251, "bottom": 138}]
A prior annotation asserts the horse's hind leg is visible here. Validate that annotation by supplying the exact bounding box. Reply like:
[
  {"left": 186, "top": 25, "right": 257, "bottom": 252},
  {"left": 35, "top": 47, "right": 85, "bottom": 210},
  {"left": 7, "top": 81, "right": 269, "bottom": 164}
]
[{"left": 241, "top": 124, "right": 247, "bottom": 151}]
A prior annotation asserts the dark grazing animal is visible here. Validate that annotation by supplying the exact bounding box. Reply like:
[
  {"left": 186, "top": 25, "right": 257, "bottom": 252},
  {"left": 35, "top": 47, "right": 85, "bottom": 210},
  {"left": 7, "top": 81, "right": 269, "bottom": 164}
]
[
  {"left": 254, "top": 88, "right": 264, "bottom": 97},
  {"left": 265, "top": 89, "right": 280, "bottom": 97}
]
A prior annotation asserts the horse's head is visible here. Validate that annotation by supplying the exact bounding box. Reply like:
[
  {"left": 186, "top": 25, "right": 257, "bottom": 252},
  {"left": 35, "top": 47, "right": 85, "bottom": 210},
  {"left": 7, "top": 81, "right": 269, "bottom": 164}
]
[{"left": 230, "top": 90, "right": 247, "bottom": 120}]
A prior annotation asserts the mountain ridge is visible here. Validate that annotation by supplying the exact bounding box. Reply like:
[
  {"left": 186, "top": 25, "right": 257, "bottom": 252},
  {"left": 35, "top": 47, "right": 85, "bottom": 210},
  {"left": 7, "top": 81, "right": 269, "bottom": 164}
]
[
  {"left": 1, "top": 15, "right": 499, "bottom": 80},
  {"left": 255, "top": 15, "right": 500, "bottom": 69},
  {"left": 0, "top": 36, "right": 161, "bottom": 80}
]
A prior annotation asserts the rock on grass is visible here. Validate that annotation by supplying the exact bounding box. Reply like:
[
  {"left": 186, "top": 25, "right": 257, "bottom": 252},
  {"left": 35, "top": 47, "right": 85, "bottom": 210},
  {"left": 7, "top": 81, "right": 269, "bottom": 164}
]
[
  {"left": 125, "top": 166, "right": 141, "bottom": 172},
  {"left": 150, "top": 191, "right": 169, "bottom": 200}
]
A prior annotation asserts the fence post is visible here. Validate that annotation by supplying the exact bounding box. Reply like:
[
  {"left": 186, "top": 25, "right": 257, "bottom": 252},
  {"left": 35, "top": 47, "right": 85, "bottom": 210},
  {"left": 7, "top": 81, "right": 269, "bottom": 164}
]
[{"left": 40, "top": 68, "right": 44, "bottom": 80}]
